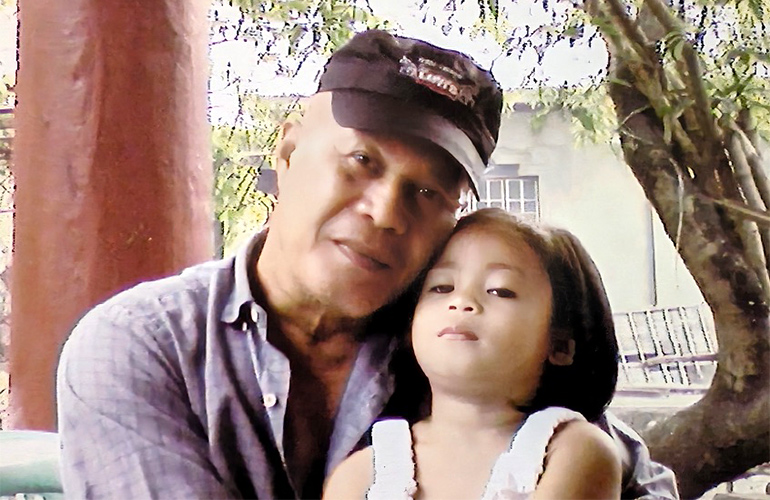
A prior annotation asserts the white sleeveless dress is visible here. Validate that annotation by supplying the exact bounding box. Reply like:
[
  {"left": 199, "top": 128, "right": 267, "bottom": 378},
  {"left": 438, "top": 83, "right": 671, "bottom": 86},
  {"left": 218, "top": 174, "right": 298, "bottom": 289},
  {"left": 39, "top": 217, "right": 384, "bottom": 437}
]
[{"left": 366, "top": 407, "right": 585, "bottom": 500}]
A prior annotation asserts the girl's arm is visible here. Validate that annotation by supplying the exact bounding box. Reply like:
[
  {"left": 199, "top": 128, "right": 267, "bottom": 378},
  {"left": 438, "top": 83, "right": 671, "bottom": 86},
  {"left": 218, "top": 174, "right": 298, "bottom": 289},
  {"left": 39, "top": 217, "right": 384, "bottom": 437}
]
[
  {"left": 322, "top": 447, "right": 374, "bottom": 500},
  {"left": 533, "top": 420, "right": 622, "bottom": 499}
]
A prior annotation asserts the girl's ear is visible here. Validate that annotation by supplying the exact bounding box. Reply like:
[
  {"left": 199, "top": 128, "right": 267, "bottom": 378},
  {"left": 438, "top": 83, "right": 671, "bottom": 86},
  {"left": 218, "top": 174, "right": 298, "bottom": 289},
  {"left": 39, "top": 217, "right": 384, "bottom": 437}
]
[{"left": 548, "top": 331, "right": 575, "bottom": 366}]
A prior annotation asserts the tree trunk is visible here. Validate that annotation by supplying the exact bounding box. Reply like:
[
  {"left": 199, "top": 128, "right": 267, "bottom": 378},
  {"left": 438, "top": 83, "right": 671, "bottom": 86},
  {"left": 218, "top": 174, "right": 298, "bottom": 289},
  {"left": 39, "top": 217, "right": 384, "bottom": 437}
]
[{"left": 608, "top": 66, "right": 770, "bottom": 499}]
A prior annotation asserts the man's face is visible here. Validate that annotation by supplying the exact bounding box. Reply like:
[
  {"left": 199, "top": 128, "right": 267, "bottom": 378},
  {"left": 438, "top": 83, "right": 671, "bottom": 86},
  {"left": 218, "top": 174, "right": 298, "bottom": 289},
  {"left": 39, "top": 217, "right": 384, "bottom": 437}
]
[{"left": 266, "top": 93, "right": 470, "bottom": 319}]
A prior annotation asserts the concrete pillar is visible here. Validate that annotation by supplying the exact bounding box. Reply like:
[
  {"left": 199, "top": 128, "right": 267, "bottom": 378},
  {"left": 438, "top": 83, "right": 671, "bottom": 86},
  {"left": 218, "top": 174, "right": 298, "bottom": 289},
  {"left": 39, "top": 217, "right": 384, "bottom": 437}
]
[{"left": 10, "top": 0, "right": 212, "bottom": 429}]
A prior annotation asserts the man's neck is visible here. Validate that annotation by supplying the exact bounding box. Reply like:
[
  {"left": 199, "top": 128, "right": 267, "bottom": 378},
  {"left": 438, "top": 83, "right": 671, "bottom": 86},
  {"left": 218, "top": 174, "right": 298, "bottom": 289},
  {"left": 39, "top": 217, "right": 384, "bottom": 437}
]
[
  {"left": 255, "top": 232, "right": 370, "bottom": 344},
  {"left": 269, "top": 314, "right": 362, "bottom": 370}
]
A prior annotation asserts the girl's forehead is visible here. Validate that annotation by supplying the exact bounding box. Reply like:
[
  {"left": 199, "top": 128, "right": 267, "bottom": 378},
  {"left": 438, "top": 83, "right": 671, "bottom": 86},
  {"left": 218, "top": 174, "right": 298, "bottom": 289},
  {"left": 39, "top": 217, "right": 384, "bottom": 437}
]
[
  {"left": 438, "top": 227, "right": 546, "bottom": 268},
  {"left": 451, "top": 226, "right": 536, "bottom": 250}
]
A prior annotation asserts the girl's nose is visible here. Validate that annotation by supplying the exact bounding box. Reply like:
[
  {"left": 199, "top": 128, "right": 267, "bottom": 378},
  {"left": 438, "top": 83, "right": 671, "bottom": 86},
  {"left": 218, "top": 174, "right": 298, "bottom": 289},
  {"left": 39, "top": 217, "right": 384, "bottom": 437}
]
[{"left": 448, "top": 291, "right": 480, "bottom": 313}]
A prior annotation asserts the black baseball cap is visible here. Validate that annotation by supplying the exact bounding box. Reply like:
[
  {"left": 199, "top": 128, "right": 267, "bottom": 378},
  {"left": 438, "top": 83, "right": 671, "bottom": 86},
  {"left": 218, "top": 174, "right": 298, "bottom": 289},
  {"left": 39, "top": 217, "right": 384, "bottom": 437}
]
[{"left": 318, "top": 29, "right": 503, "bottom": 196}]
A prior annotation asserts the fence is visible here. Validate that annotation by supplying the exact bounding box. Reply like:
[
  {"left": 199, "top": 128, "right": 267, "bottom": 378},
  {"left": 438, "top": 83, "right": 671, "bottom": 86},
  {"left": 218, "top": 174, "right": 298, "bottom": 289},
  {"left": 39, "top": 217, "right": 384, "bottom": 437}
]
[{"left": 613, "top": 303, "right": 717, "bottom": 395}]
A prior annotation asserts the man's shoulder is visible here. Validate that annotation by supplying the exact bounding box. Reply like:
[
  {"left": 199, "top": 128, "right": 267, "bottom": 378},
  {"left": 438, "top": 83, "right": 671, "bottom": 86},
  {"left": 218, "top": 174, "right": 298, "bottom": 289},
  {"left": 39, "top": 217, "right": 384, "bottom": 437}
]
[
  {"left": 598, "top": 410, "right": 680, "bottom": 499},
  {"left": 80, "top": 255, "right": 235, "bottom": 334}
]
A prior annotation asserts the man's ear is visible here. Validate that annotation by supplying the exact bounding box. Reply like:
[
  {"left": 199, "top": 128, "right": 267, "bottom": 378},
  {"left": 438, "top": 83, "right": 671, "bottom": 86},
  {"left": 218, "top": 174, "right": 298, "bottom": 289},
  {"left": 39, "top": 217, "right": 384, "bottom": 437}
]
[
  {"left": 274, "top": 120, "right": 298, "bottom": 174},
  {"left": 548, "top": 331, "right": 575, "bottom": 366}
]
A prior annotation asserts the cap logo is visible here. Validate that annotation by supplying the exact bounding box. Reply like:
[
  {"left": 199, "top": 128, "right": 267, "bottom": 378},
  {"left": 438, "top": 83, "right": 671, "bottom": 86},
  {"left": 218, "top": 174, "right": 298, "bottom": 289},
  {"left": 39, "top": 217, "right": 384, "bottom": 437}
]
[{"left": 399, "top": 56, "right": 478, "bottom": 106}]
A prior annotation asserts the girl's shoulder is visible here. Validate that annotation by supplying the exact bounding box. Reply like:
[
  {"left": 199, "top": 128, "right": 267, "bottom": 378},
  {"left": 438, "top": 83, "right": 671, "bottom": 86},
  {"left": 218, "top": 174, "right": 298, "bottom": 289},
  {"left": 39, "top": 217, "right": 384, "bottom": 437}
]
[
  {"left": 534, "top": 417, "right": 622, "bottom": 498},
  {"left": 547, "top": 418, "right": 618, "bottom": 461}
]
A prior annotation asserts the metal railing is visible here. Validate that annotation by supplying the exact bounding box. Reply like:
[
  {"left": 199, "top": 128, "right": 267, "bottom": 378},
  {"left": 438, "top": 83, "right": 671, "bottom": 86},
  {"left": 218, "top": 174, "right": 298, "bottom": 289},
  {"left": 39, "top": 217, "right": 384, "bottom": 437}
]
[{"left": 613, "top": 303, "right": 717, "bottom": 394}]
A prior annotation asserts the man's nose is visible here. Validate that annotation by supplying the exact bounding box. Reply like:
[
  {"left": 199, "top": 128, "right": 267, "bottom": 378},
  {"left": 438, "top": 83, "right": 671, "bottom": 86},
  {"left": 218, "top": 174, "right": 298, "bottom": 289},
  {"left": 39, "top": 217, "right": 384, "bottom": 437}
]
[{"left": 358, "top": 178, "right": 407, "bottom": 235}]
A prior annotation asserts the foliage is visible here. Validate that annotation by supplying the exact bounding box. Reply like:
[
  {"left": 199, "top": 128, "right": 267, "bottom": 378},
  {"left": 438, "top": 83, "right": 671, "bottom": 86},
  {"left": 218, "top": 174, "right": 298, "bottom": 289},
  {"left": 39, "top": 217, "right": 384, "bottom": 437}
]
[
  {"left": 212, "top": 97, "right": 300, "bottom": 254},
  {"left": 219, "top": 0, "right": 394, "bottom": 54},
  {"left": 512, "top": 86, "right": 620, "bottom": 145},
  {"left": 473, "top": 0, "right": 770, "bottom": 145}
]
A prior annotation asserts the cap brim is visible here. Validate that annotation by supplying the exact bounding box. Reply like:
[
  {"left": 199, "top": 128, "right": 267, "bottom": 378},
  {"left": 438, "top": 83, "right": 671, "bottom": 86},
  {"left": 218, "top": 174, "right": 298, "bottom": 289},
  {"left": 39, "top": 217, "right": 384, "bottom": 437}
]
[{"left": 329, "top": 90, "right": 483, "bottom": 197}]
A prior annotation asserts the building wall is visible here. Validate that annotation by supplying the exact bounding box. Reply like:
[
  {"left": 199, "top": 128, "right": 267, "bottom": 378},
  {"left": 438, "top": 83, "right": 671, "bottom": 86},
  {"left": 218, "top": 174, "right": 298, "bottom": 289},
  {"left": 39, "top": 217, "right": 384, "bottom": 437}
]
[{"left": 490, "top": 109, "right": 704, "bottom": 313}]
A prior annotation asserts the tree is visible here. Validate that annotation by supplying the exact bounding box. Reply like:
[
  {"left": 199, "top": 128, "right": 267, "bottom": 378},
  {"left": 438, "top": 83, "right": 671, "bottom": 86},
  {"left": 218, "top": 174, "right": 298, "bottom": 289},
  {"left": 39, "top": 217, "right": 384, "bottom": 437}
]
[{"left": 581, "top": 2, "right": 768, "bottom": 496}]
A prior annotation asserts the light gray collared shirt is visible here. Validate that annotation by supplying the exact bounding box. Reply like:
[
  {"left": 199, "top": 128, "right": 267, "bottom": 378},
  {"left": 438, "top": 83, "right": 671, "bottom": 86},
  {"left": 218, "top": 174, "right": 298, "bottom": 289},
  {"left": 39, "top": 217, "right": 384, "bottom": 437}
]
[{"left": 57, "top": 231, "right": 396, "bottom": 499}]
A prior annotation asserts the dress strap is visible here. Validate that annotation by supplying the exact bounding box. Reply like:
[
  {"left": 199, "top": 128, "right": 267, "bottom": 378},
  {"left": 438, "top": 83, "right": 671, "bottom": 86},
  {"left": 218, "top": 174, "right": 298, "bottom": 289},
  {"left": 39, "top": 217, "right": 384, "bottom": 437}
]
[
  {"left": 367, "top": 419, "right": 417, "bottom": 500},
  {"left": 483, "top": 407, "right": 586, "bottom": 498}
]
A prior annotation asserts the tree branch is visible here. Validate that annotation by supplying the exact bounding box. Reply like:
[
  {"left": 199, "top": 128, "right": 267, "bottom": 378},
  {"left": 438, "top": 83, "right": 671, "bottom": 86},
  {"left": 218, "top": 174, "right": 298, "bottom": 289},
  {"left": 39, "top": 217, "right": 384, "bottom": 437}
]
[
  {"left": 643, "top": 0, "right": 720, "bottom": 158},
  {"left": 601, "top": 0, "right": 653, "bottom": 63},
  {"left": 737, "top": 217, "right": 770, "bottom": 296},
  {"left": 734, "top": 120, "right": 770, "bottom": 211},
  {"left": 602, "top": 53, "right": 702, "bottom": 162},
  {"left": 728, "top": 132, "right": 770, "bottom": 282},
  {"left": 701, "top": 195, "right": 770, "bottom": 228},
  {"left": 647, "top": 1, "right": 716, "bottom": 125}
]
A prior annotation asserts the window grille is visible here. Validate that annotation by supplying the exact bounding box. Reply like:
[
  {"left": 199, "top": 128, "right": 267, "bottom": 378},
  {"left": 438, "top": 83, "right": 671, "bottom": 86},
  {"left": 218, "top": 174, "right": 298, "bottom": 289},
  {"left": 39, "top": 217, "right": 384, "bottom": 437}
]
[{"left": 466, "top": 176, "right": 539, "bottom": 221}]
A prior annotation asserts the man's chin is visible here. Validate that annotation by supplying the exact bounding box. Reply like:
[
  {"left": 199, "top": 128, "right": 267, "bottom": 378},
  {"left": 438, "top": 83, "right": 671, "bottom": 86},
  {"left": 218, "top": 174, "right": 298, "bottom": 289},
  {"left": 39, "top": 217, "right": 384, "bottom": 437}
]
[
  {"left": 312, "top": 271, "right": 413, "bottom": 318},
  {"left": 318, "top": 285, "right": 399, "bottom": 319},
  {"left": 334, "top": 294, "right": 392, "bottom": 319}
]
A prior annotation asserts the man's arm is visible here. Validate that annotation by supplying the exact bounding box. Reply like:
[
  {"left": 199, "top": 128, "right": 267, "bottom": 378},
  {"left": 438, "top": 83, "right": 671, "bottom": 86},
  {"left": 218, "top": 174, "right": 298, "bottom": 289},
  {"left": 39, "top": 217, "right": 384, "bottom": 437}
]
[
  {"left": 56, "top": 302, "right": 236, "bottom": 499},
  {"left": 599, "top": 411, "right": 680, "bottom": 499}
]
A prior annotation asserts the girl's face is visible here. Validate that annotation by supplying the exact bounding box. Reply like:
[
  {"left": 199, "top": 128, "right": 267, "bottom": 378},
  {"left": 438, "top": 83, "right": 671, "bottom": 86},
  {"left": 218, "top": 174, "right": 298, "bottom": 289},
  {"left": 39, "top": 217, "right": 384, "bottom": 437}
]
[{"left": 411, "top": 228, "right": 554, "bottom": 404}]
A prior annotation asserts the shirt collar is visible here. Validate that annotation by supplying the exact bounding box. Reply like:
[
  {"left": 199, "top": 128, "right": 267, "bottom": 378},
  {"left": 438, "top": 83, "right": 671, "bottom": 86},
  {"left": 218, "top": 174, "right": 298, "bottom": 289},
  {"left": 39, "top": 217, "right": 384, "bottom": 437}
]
[{"left": 221, "top": 230, "right": 267, "bottom": 324}]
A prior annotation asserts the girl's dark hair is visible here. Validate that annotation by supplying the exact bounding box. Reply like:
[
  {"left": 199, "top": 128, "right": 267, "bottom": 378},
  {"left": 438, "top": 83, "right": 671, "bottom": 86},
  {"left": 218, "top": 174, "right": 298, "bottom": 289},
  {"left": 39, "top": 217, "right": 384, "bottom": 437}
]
[{"left": 452, "top": 208, "right": 619, "bottom": 421}]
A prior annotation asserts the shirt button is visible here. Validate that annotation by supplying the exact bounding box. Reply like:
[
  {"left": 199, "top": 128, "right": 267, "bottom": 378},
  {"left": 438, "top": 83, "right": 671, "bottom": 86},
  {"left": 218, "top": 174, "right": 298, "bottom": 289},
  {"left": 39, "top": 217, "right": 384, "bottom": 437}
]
[{"left": 263, "top": 393, "right": 278, "bottom": 408}]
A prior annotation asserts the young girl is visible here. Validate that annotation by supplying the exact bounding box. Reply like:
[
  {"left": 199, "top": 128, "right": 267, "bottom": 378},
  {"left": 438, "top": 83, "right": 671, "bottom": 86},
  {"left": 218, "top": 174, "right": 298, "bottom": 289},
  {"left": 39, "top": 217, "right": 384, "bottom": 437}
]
[{"left": 323, "top": 208, "right": 622, "bottom": 499}]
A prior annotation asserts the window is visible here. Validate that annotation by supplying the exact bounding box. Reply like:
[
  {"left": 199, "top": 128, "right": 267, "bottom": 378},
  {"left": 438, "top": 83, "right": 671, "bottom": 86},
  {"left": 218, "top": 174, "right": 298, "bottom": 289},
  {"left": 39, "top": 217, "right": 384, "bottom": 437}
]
[{"left": 467, "top": 176, "right": 540, "bottom": 221}]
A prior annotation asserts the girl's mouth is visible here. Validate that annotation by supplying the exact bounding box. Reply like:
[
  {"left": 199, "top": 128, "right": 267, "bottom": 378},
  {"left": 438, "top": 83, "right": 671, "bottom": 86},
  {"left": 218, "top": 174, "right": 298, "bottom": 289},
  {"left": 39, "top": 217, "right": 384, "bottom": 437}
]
[{"left": 437, "top": 327, "right": 478, "bottom": 341}]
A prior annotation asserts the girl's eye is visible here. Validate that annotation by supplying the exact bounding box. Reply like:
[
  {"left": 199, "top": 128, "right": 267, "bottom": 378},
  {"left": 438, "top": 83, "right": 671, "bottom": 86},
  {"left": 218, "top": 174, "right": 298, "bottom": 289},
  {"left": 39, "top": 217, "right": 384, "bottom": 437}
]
[
  {"left": 488, "top": 288, "right": 516, "bottom": 298},
  {"left": 429, "top": 284, "right": 454, "bottom": 294}
]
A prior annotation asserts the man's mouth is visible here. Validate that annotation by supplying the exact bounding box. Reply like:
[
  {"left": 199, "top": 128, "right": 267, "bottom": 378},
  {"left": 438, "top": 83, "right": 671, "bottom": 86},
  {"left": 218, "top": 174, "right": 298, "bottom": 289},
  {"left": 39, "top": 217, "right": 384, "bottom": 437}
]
[
  {"left": 335, "top": 241, "right": 390, "bottom": 271},
  {"left": 438, "top": 327, "right": 478, "bottom": 341}
]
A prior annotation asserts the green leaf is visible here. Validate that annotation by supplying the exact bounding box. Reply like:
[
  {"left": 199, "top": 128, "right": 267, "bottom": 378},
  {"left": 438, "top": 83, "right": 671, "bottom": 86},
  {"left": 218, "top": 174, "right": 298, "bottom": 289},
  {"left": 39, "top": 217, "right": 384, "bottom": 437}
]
[
  {"left": 572, "top": 107, "right": 597, "bottom": 133},
  {"left": 747, "top": 0, "right": 765, "bottom": 23}
]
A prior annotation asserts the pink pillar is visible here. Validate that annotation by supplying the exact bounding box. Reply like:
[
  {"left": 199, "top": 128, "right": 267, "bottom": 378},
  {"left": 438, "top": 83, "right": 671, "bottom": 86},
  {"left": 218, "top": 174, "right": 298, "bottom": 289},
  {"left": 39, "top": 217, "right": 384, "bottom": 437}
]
[{"left": 10, "top": 0, "right": 212, "bottom": 429}]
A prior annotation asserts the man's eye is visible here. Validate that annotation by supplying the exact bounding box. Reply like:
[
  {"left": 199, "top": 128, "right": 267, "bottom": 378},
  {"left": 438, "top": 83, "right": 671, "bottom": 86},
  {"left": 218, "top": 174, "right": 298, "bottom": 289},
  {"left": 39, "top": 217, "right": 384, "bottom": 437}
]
[
  {"left": 418, "top": 187, "right": 438, "bottom": 200},
  {"left": 429, "top": 284, "right": 454, "bottom": 294},
  {"left": 488, "top": 288, "right": 516, "bottom": 298},
  {"left": 351, "top": 152, "right": 370, "bottom": 166}
]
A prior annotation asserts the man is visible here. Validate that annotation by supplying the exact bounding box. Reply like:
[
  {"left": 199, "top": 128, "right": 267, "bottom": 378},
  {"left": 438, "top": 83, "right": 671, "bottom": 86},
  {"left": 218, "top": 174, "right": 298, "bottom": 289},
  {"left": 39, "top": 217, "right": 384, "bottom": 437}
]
[{"left": 57, "top": 29, "right": 677, "bottom": 499}]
